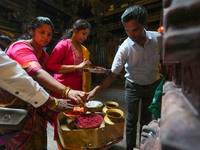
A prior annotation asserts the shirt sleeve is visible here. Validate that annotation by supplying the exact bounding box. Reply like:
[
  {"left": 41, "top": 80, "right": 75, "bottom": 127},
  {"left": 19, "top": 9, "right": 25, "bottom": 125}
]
[
  {"left": 0, "top": 51, "right": 49, "bottom": 108},
  {"left": 111, "top": 44, "right": 127, "bottom": 74}
]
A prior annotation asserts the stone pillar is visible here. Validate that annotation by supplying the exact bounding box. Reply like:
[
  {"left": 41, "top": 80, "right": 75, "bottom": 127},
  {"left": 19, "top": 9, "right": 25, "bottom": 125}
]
[{"left": 161, "top": 0, "right": 200, "bottom": 149}]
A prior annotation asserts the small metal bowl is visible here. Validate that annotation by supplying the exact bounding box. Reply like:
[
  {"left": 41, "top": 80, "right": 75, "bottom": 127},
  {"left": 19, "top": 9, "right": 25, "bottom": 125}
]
[{"left": 86, "top": 100, "right": 104, "bottom": 112}]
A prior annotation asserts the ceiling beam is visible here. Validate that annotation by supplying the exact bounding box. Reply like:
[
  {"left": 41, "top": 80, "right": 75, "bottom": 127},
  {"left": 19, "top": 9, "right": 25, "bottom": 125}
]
[
  {"left": 102, "top": 12, "right": 161, "bottom": 32},
  {"left": 87, "top": 0, "right": 161, "bottom": 22},
  {"left": 41, "top": 0, "right": 78, "bottom": 18},
  {"left": 0, "top": 0, "right": 21, "bottom": 11}
]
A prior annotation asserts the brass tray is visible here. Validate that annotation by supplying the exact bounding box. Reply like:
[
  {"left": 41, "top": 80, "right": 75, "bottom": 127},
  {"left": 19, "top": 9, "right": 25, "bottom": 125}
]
[{"left": 83, "top": 68, "right": 110, "bottom": 74}]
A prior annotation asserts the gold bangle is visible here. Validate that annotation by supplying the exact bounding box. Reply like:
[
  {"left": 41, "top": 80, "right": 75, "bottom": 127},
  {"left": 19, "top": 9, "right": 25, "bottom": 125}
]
[
  {"left": 65, "top": 87, "right": 71, "bottom": 98},
  {"left": 49, "top": 97, "right": 58, "bottom": 110},
  {"left": 62, "top": 87, "right": 70, "bottom": 98}
]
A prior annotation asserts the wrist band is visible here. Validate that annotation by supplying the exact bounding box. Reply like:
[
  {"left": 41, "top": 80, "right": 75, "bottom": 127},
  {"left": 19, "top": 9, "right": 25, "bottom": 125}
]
[
  {"left": 49, "top": 97, "right": 58, "bottom": 110},
  {"left": 62, "top": 87, "right": 71, "bottom": 98},
  {"left": 45, "top": 96, "right": 54, "bottom": 107},
  {"left": 65, "top": 87, "right": 71, "bottom": 98}
]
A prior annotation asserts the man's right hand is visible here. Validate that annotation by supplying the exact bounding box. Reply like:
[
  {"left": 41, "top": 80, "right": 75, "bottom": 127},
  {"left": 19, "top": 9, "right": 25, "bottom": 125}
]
[
  {"left": 53, "top": 98, "right": 74, "bottom": 113},
  {"left": 46, "top": 97, "right": 74, "bottom": 113},
  {"left": 87, "top": 87, "right": 98, "bottom": 101}
]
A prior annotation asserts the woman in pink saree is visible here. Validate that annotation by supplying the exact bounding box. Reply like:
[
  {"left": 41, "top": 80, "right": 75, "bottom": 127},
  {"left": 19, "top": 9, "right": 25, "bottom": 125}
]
[
  {"left": 5, "top": 16, "right": 87, "bottom": 150},
  {"left": 46, "top": 19, "right": 92, "bottom": 149}
]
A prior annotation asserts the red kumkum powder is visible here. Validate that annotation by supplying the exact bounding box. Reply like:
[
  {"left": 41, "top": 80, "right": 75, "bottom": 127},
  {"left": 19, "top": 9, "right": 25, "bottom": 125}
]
[{"left": 75, "top": 113, "right": 103, "bottom": 128}]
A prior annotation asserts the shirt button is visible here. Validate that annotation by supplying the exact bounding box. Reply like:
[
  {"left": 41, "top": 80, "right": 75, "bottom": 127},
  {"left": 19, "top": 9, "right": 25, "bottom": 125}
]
[
  {"left": 15, "top": 91, "right": 19, "bottom": 95},
  {"left": 34, "top": 101, "right": 38, "bottom": 104}
]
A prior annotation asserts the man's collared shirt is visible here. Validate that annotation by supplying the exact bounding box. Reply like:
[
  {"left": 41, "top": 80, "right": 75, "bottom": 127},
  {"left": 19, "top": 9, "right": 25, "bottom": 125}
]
[{"left": 111, "top": 30, "right": 161, "bottom": 85}]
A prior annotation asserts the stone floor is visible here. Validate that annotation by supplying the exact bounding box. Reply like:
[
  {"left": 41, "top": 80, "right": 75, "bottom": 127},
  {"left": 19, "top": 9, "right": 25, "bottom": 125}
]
[{"left": 47, "top": 83, "right": 140, "bottom": 150}]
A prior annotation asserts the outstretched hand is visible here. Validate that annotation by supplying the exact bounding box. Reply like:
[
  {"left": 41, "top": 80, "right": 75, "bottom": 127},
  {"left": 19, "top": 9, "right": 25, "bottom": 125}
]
[
  {"left": 68, "top": 89, "right": 88, "bottom": 106},
  {"left": 86, "top": 90, "right": 96, "bottom": 101},
  {"left": 50, "top": 99, "right": 74, "bottom": 113}
]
